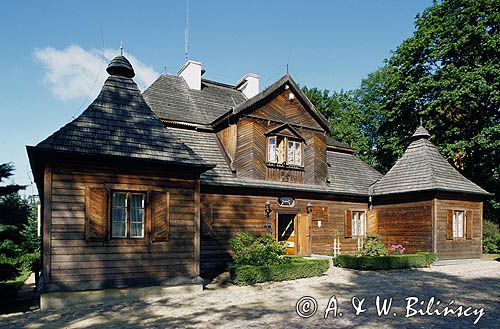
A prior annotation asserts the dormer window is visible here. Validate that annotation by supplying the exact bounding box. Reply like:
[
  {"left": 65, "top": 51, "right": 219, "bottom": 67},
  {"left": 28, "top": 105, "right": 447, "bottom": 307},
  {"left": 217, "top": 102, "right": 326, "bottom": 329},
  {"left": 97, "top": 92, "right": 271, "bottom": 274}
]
[{"left": 267, "top": 136, "right": 302, "bottom": 166}]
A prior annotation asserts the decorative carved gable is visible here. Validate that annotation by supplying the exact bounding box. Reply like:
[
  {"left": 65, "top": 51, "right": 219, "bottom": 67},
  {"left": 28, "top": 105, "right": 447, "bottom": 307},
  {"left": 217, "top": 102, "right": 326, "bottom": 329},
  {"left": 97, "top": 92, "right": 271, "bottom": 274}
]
[{"left": 265, "top": 123, "right": 305, "bottom": 142}]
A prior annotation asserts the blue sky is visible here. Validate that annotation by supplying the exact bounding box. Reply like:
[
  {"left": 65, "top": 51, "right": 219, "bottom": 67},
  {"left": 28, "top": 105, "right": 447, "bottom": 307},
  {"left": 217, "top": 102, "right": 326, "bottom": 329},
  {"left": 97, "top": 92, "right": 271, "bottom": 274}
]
[{"left": 0, "top": 0, "right": 433, "bottom": 195}]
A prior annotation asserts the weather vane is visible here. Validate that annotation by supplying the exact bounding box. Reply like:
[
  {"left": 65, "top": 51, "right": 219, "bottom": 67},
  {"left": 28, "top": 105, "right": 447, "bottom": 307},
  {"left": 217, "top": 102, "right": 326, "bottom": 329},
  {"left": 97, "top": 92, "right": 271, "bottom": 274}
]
[{"left": 120, "top": 40, "right": 123, "bottom": 55}]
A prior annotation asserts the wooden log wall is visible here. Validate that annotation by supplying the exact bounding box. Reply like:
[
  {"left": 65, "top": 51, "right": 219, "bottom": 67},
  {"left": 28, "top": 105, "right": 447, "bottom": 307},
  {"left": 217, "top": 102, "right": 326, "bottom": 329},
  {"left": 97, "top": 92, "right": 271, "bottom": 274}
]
[
  {"left": 374, "top": 200, "right": 433, "bottom": 254},
  {"left": 435, "top": 199, "right": 482, "bottom": 259},
  {"left": 200, "top": 192, "right": 368, "bottom": 269},
  {"left": 45, "top": 161, "right": 198, "bottom": 292}
]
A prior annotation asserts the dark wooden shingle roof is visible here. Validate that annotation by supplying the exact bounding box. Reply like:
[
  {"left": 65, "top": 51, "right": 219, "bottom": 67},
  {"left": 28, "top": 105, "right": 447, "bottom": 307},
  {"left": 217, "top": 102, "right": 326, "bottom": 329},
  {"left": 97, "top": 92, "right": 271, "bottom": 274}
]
[
  {"left": 167, "top": 126, "right": 380, "bottom": 196},
  {"left": 143, "top": 75, "right": 246, "bottom": 125},
  {"left": 371, "top": 125, "right": 490, "bottom": 196},
  {"left": 327, "top": 151, "right": 382, "bottom": 195},
  {"left": 32, "top": 56, "right": 210, "bottom": 168}
]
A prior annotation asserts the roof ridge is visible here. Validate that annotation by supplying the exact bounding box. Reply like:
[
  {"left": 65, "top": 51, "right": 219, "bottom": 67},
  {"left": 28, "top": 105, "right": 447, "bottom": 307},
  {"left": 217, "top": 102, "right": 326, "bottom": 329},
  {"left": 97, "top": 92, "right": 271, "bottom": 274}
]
[{"left": 420, "top": 139, "right": 439, "bottom": 188}]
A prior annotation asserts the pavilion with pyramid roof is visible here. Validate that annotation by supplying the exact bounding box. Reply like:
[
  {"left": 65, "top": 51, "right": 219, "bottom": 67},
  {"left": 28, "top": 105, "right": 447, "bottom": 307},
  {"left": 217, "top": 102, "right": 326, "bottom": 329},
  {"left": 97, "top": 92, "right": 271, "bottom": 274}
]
[{"left": 370, "top": 124, "right": 490, "bottom": 260}]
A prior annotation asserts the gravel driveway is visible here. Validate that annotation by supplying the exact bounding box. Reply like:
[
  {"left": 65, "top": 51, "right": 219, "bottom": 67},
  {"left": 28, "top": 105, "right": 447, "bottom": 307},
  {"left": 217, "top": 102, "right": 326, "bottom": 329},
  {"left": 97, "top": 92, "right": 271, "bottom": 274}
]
[{"left": 1, "top": 260, "right": 499, "bottom": 329}]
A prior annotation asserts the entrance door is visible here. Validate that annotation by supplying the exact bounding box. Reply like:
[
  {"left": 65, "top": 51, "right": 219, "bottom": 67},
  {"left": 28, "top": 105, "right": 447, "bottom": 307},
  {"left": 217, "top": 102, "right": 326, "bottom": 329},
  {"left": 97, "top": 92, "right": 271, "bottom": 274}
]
[
  {"left": 297, "top": 214, "right": 311, "bottom": 256},
  {"left": 277, "top": 214, "right": 296, "bottom": 255}
]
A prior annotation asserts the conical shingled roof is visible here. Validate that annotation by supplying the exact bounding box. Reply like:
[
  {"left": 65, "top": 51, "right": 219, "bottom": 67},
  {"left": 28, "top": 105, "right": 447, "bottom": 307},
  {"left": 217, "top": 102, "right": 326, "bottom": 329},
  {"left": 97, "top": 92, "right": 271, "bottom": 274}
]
[
  {"left": 371, "top": 125, "right": 490, "bottom": 196},
  {"left": 33, "top": 55, "right": 210, "bottom": 168}
]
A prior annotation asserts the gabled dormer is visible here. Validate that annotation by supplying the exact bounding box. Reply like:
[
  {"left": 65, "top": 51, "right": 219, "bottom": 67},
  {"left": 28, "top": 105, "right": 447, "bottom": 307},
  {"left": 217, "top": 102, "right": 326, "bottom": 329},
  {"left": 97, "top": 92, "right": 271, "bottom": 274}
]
[
  {"left": 213, "top": 74, "right": 330, "bottom": 185},
  {"left": 265, "top": 123, "right": 305, "bottom": 167}
]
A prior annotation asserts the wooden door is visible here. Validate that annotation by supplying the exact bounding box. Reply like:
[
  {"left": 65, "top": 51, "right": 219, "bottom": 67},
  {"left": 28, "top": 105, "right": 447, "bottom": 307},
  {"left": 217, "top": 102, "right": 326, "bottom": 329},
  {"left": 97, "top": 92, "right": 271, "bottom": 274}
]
[
  {"left": 277, "top": 214, "right": 296, "bottom": 255},
  {"left": 298, "top": 214, "right": 312, "bottom": 256}
]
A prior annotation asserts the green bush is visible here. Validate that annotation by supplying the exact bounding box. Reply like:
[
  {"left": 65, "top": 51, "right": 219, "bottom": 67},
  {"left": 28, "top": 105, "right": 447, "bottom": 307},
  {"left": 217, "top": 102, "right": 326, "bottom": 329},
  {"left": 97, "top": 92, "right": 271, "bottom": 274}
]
[
  {"left": 18, "top": 252, "right": 41, "bottom": 273},
  {"left": 229, "top": 232, "right": 287, "bottom": 266},
  {"left": 483, "top": 220, "right": 500, "bottom": 254},
  {"left": 332, "top": 252, "right": 436, "bottom": 270},
  {"left": 229, "top": 257, "right": 329, "bottom": 285},
  {"left": 358, "top": 235, "right": 387, "bottom": 256}
]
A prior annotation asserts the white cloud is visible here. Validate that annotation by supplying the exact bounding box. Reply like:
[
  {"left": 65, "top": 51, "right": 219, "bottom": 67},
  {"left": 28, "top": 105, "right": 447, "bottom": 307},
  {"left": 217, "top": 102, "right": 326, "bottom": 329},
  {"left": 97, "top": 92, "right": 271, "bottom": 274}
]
[{"left": 33, "top": 45, "right": 159, "bottom": 101}]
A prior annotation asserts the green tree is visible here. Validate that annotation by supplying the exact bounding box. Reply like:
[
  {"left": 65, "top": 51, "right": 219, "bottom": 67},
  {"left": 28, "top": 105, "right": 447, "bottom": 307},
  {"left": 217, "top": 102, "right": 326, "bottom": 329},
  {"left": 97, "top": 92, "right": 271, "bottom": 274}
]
[
  {"left": 303, "top": 69, "right": 388, "bottom": 169},
  {"left": 375, "top": 0, "right": 500, "bottom": 221},
  {"left": 307, "top": 0, "right": 499, "bottom": 222},
  {"left": 0, "top": 163, "right": 31, "bottom": 255}
]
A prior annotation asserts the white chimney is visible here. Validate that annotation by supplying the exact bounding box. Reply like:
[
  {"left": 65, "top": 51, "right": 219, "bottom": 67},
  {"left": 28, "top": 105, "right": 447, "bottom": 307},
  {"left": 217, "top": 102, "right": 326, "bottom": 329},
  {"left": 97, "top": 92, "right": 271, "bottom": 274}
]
[
  {"left": 177, "top": 60, "right": 202, "bottom": 90},
  {"left": 236, "top": 73, "right": 260, "bottom": 99}
]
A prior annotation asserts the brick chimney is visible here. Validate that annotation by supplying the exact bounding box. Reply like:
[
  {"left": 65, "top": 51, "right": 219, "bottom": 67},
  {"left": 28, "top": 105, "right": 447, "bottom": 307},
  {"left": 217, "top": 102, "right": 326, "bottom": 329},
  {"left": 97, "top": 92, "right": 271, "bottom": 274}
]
[
  {"left": 177, "top": 60, "right": 202, "bottom": 90},
  {"left": 236, "top": 73, "right": 260, "bottom": 99}
]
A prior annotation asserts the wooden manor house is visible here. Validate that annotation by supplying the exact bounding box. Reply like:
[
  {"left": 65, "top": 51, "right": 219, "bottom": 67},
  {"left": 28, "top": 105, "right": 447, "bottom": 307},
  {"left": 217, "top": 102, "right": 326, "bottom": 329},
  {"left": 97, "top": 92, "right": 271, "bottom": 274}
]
[{"left": 27, "top": 55, "right": 490, "bottom": 307}]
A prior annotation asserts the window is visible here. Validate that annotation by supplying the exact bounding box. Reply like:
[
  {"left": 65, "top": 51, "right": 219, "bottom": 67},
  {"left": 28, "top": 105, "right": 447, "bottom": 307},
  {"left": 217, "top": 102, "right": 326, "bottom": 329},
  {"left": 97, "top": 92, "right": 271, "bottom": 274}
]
[
  {"left": 268, "top": 136, "right": 277, "bottom": 162},
  {"left": 111, "top": 192, "right": 145, "bottom": 239},
  {"left": 453, "top": 210, "right": 464, "bottom": 238},
  {"left": 267, "top": 136, "right": 302, "bottom": 166},
  {"left": 352, "top": 211, "right": 365, "bottom": 236}
]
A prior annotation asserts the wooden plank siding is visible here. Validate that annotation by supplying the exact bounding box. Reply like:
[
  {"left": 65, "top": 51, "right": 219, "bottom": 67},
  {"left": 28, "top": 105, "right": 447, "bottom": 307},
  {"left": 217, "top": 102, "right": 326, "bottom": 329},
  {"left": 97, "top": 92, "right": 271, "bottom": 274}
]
[
  {"left": 233, "top": 90, "right": 328, "bottom": 185},
  {"left": 45, "top": 161, "right": 199, "bottom": 291},
  {"left": 251, "top": 90, "right": 322, "bottom": 130},
  {"left": 435, "top": 199, "right": 482, "bottom": 259},
  {"left": 374, "top": 200, "right": 433, "bottom": 254},
  {"left": 200, "top": 192, "right": 368, "bottom": 269}
]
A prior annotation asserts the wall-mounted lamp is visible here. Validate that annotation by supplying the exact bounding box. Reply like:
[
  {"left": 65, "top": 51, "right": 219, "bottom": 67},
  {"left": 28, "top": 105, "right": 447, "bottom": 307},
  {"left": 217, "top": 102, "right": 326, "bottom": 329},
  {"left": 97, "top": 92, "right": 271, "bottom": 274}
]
[
  {"left": 265, "top": 201, "right": 272, "bottom": 217},
  {"left": 264, "top": 201, "right": 272, "bottom": 234},
  {"left": 306, "top": 202, "right": 313, "bottom": 215},
  {"left": 317, "top": 220, "right": 322, "bottom": 228}
]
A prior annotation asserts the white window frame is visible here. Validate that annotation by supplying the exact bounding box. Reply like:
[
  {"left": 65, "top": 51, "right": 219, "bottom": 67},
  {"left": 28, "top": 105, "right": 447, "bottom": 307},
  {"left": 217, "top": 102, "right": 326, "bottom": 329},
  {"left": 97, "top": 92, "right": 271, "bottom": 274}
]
[
  {"left": 267, "top": 136, "right": 277, "bottom": 163},
  {"left": 111, "top": 191, "right": 146, "bottom": 239},
  {"left": 352, "top": 211, "right": 366, "bottom": 237},
  {"left": 129, "top": 193, "right": 145, "bottom": 239},
  {"left": 453, "top": 210, "right": 464, "bottom": 239},
  {"left": 268, "top": 136, "right": 303, "bottom": 167}
]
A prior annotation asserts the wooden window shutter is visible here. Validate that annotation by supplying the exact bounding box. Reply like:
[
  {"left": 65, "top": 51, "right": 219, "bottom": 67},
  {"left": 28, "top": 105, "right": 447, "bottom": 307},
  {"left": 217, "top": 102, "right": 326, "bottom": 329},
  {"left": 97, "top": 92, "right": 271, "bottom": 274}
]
[
  {"left": 151, "top": 191, "right": 170, "bottom": 242},
  {"left": 85, "top": 187, "right": 108, "bottom": 242},
  {"left": 344, "top": 210, "right": 352, "bottom": 238},
  {"left": 446, "top": 210, "right": 453, "bottom": 240},
  {"left": 466, "top": 210, "right": 473, "bottom": 239}
]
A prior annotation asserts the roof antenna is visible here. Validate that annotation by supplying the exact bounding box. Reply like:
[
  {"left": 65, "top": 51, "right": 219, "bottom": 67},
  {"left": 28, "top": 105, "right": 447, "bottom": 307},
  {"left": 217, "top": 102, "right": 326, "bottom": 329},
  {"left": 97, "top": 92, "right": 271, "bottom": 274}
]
[
  {"left": 286, "top": 64, "right": 289, "bottom": 75},
  {"left": 120, "top": 40, "right": 123, "bottom": 55},
  {"left": 184, "top": 0, "right": 190, "bottom": 60}
]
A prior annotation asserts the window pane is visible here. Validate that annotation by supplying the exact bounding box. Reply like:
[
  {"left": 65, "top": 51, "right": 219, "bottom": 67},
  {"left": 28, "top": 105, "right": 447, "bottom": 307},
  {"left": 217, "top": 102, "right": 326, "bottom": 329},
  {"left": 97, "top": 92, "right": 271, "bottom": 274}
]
[
  {"left": 112, "top": 208, "right": 127, "bottom": 238},
  {"left": 112, "top": 193, "right": 127, "bottom": 207},
  {"left": 295, "top": 142, "right": 301, "bottom": 165},
  {"left": 278, "top": 138, "right": 285, "bottom": 163},
  {"left": 453, "top": 211, "right": 464, "bottom": 238},
  {"left": 352, "top": 212, "right": 365, "bottom": 236},
  {"left": 360, "top": 212, "right": 365, "bottom": 236},
  {"left": 131, "top": 194, "right": 144, "bottom": 208},
  {"left": 268, "top": 138, "right": 276, "bottom": 162},
  {"left": 130, "top": 194, "right": 145, "bottom": 238},
  {"left": 287, "top": 141, "right": 294, "bottom": 164},
  {"left": 352, "top": 212, "right": 358, "bottom": 235}
]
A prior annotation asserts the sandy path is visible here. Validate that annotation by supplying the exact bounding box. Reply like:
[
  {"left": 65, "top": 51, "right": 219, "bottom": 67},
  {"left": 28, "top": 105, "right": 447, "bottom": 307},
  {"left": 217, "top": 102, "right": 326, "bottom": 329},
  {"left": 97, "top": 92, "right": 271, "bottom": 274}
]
[{"left": 1, "top": 260, "right": 499, "bottom": 328}]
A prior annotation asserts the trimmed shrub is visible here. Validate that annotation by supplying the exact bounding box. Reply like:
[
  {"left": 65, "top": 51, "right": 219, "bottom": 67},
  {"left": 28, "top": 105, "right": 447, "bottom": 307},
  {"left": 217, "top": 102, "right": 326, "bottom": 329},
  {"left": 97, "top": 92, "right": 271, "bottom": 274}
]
[
  {"left": 229, "top": 232, "right": 287, "bottom": 266},
  {"left": 483, "top": 220, "right": 500, "bottom": 254},
  {"left": 332, "top": 252, "right": 436, "bottom": 270},
  {"left": 358, "top": 235, "right": 387, "bottom": 256},
  {"left": 229, "top": 257, "right": 329, "bottom": 285},
  {"left": 0, "top": 257, "right": 19, "bottom": 282}
]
